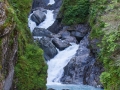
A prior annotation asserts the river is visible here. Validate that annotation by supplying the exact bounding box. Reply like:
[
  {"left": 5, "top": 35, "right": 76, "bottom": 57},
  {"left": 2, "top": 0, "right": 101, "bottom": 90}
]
[{"left": 28, "top": 0, "right": 103, "bottom": 90}]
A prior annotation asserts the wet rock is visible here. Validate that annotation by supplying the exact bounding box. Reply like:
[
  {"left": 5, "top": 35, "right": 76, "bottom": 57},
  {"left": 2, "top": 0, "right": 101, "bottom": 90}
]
[
  {"left": 32, "top": 28, "right": 53, "bottom": 38},
  {"left": 53, "top": 8, "right": 60, "bottom": 19},
  {"left": 31, "top": 9, "right": 46, "bottom": 25},
  {"left": 32, "top": 7, "right": 47, "bottom": 13},
  {"left": 64, "top": 24, "right": 90, "bottom": 42},
  {"left": 90, "top": 38, "right": 100, "bottom": 57},
  {"left": 61, "top": 35, "right": 103, "bottom": 87},
  {"left": 38, "top": 37, "right": 58, "bottom": 61},
  {"left": 59, "top": 30, "right": 70, "bottom": 39},
  {"left": 52, "top": 0, "right": 62, "bottom": 10},
  {"left": 48, "top": 88, "right": 55, "bottom": 90},
  {"left": 52, "top": 38, "right": 70, "bottom": 50},
  {"left": 48, "top": 20, "right": 64, "bottom": 33},
  {"left": 71, "top": 31, "right": 84, "bottom": 42},
  {"left": 31, "top": 0, "right": 48, "bottom": 10}
]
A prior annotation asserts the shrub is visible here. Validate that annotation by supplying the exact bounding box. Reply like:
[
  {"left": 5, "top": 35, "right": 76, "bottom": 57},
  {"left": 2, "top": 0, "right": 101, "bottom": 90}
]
[
  {"left": 15, "top": 44, "right": 47, "bottom": 90},
  {"left": 60, "top": 0, "right": 89, "bottom": 25}
]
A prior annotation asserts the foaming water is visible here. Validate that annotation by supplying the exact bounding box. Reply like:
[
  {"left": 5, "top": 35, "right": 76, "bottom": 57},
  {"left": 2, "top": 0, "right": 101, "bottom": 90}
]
[
  {"left": 47, "top": 43, "right": 79, "bottom": 85},
  {"left": 28, "top": 13, "right": 36, "bottom": 32},
  {"left": 28, "top": 10, "right": 55, "bottom": 32},
  {"left": 48, "top": 0, "right": 55, "bottom": 5},
  {"left": 38, "top": 10, "right": 55, "bottom": 29}
]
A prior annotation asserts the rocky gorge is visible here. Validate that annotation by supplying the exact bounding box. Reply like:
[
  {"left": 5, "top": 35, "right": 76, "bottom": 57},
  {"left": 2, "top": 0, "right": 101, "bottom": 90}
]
[
  {"left": 29, "top": 0, "right": 104, "bottom": 89},
  {"left": 0, "top": 0, "right": 120, "bottom": 90}
]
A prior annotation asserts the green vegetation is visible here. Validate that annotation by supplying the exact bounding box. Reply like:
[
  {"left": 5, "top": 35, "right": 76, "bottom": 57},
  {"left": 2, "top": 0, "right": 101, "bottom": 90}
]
[
  {"left": 15, "top": 44, "right": 47, "bottom": 90},
  {"left": 60, "top": 0, "right": 89, "bottom": 25},
  {"left": 89, "top": 0, "right": 120, "bottom": 89},
  {"left": 59, "top": 0, "right": 120, "bottom": 89},
  {"left": 3, "top": 0, "right": 48, "bottom": 90}
]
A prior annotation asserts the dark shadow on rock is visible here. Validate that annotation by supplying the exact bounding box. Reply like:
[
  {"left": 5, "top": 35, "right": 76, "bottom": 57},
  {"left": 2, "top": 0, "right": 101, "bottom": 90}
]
[
  {"left": 38, "top": 37, "right": 58, "bottom": 61},
  {"left": 52, "top": 38, "right": 70, "bottom": 50},
  {"left": 32, "top": 28, "right": 53, "bottom": 38}
]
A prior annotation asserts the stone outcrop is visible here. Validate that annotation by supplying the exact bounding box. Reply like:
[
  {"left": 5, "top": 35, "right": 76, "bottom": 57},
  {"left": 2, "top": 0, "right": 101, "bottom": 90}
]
[
  {"left": 60, "top": 35, "right": 104, "bottom": 87},
  {"left": 0, "top": 2, "right": 18, "bottom": 90}
]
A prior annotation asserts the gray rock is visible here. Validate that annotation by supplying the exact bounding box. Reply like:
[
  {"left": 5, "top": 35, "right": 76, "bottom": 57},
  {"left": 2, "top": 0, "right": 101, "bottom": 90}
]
[
  {"left": 48, "top": 88, "right": 55, "bottom": 90},
  {"left": 63, "top": 36, "right": 78, "bottom": 44},
  {"left": 59, "top": 30, "right": 70, "bottom": 39},
  {"left": 52, "top": 38, "right": 70, "bottom": 50},
  {"left": 31, "top": 0, "right": 48, "bottom": 11},
  {"left": 60, "top": 35, "right": 103, "bottom": 87},
  {"left": 38, "top": 37, "right": 58, "bottom": 61},
  {"left": 32, "top": 28, "right": 53, "bottom": 38},
  {"left": 48, "top": 20, "right": 63, "bottom": 33},
  {"left": 31, "top": 9, "right": 46, "bottom": 25},
  {"left": 32, "top": 7, "right": 47, "bottom": 13},
  {"left": 65, "top": 24, "right": 90, "bottom": 42},
  {"left": 71, "top": 31, "right": 84, "bottom": 42}
]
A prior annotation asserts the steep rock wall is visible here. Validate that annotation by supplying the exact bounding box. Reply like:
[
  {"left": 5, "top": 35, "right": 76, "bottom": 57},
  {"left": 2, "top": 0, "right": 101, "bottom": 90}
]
[
  {"left": 0, "top": 2, "right": 17, "bottom": 90},
  {"left": 0, "top": 1, "right": 47, "bottom": 90}
]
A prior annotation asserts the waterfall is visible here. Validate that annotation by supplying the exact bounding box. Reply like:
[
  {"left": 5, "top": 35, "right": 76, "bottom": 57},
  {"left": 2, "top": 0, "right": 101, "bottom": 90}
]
[
  {"left": 28, "top": 0, "right": 103, "bottom": 89},
  {"left": 38, "top": 10, "right": 55, "bottom": 29},
  {"left": 48, "top": 0, "right": 55, "bottom": 5},
  {"left": 28, "top": 10, "right": 55, "bottom": 32},
  {"left": 47, "top": 43, "right": 79, "bottom": 85}
]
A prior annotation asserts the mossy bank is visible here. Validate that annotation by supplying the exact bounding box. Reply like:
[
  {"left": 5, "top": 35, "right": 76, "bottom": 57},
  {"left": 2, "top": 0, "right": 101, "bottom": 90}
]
[
  {"left": 60, "top": 0, "right": 120, "bottom": 89},
  {"left": 0, "top": 0, "right": 47, "bottom": 90},
  {"left": 89, "top": 0, "right": 120, "bottom": 90}
]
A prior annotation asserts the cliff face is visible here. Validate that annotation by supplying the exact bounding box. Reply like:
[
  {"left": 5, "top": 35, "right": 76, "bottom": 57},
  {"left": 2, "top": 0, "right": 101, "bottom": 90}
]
[
  {"left": 58, "top": 0, "right": 120, "bottom": 89},
  {"left": 0, "top": 1, "right": 47, "bottom": 90},
  {"left": 0, "top": 2, "right": 17, "bottom": 90},
  {"left": 89, "top": 0, "right": 120, "bottom": 89}
]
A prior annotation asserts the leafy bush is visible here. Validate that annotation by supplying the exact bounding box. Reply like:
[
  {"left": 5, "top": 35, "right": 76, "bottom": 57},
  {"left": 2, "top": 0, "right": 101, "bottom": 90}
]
[
  {"left": 60, "top": 0, "right": 89, "bottom": 25},
  {"left": 7, "top": 0, "right": 47, "bottom": 89},
  {"left": 89, "top": 0, "right": 120, "bottom": 89},
  {"left": 15, "top": 44, "right": 47, "bottom": 90}
]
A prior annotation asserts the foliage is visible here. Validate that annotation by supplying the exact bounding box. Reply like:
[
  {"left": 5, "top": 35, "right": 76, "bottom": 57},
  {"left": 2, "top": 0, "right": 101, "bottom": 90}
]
[
  {"left": 15, "top": 44, "right": 47, "bottom": 90},
  {"left": 89, "top": 0, "right": 120, "bottom": 89},
  {"left": 5, "top": 0, "right": 48, "bottom": 89},
  {"left": 60, "top": 0, "right": 89, "bottom": 25}
]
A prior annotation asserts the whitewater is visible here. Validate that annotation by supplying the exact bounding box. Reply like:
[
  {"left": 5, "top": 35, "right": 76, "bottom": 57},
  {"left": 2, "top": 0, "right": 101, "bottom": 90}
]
[{"left": 28, "top": 0, "right": 103, "bottom": 89}]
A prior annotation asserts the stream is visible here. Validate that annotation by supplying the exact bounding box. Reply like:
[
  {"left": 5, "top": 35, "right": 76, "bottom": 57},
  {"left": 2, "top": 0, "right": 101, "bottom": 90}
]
[{"left": 28, "top": 0, "right": 103, "bottom": 90}]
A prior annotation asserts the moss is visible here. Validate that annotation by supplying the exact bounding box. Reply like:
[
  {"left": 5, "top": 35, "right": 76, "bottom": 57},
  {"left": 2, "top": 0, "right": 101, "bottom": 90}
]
[
  {"left": 60, "top": 0, "right": 90, "bottom": 25},
  {"left": 15, "top": 44, "right": 47, "bottom": 90},
  {"left": 1, "top": 0, "right": 48, "bottom": 89},
  {"left": 89, "top": 0, "right": 120, "bottom": 89},
  {"left": 0, "top": 39, "right": 2, "bottom": 71}
]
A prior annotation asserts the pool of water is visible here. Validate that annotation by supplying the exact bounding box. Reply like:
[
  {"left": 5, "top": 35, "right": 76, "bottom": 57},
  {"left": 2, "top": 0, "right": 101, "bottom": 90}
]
[{"left": 47, "top": 84, "right": 103, "bottom": 90}]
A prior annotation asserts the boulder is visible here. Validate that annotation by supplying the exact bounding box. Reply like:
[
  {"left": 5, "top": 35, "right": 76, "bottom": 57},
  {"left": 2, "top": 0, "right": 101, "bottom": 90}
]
[
  {"left": 62, "top": 36, "right": 78, "bottom": 44},
  {"left": 63, "top": 24, "right": 89, "bottom": 42},
  {"left": 59, "top": 30, "right": 70, "bottom": 39},
  {"left": 52, "top": 38, "right": 70, "bottom": 50},
  {"left": 71, "top": 31, "right": 84, "bottom": 42},
  {"left": 38, "top": 37, "right": 58, "bottom": 61},
  {"left": 32, "top": 28, "right": 53, "bottom": 38},
  {"left": 31, "top": 9, "right": 46, "bottom": 25}
]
